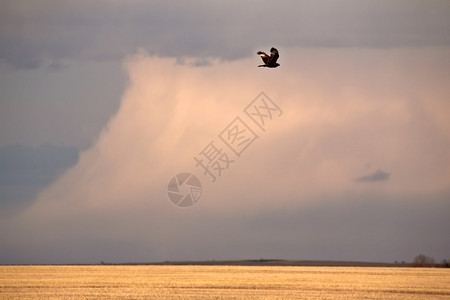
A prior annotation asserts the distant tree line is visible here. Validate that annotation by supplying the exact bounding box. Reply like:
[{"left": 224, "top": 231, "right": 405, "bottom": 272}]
[{"left": 411, "top": 254, "right": 449, "bottom": 268}]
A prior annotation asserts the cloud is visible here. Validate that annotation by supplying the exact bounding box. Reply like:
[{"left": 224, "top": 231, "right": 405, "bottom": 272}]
[
  {"left": 0, "top": 144, "right": 79, "bottom": 186},
  {"left": 0, "top": 60, "right": 125, "bottom": 149},
  {"left": 1, "top": 47, "right": 450, "bottom": 264},
  {"left": 356, "top": 169, "right": 390, "bottom": 182},
  {"left": 0, "top": 144, "right": 78, "bottom": 216},
  {"left": 1, "top": 0, "right": 450, "bottom": 69}
]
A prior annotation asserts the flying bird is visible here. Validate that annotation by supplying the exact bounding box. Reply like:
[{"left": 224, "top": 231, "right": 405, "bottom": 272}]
[{"left": 257, "top": 47, "right": 280, "bottom": 68}]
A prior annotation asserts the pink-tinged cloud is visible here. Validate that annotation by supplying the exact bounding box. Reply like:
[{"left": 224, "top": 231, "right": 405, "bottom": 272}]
[{"left": 2, "top": 47, "right": 449, "bottom": 263}]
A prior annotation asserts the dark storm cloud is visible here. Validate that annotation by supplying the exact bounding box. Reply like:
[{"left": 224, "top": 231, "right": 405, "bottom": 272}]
[
  {"left": 0, "top": 144, "right": 78, "bottom": 213},
  {"left": 356, "top": 169, "right": 391, "bottom": 182},
  {"left": 3, "top": 190, "right": 449, "bottom": 264},
  {"left": 0, "top": 144, "right": 79, "bottom": 186},
  {"left": 229, "top": 192, "right": 450, "bottom": 262},
  {"left": 1, "top": 0, "right": 449, "bottom": 69}
]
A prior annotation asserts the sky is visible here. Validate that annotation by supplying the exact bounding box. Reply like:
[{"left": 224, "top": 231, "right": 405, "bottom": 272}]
[{"left": 1, "top": 0, "right": 449, "bottom": 264}]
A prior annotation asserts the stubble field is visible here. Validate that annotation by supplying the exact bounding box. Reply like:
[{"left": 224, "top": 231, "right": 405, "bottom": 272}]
[{"left": 1, "top": 265, "right": 449, "bottom": 299}]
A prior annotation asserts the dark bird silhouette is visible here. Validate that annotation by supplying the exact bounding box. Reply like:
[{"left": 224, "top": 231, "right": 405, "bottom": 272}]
[{"left": 257, "top": 47, "right": 280, "bottom": 68}]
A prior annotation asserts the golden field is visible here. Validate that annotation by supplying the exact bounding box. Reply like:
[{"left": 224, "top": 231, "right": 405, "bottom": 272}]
[{"left": 1, "top": 265, "right": 449, "bottom": 299}]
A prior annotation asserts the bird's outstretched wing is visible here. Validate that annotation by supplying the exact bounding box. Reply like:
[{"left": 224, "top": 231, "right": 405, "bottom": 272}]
[{"left": 257, "top": 51, "right": 270, "bottom": 64}]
